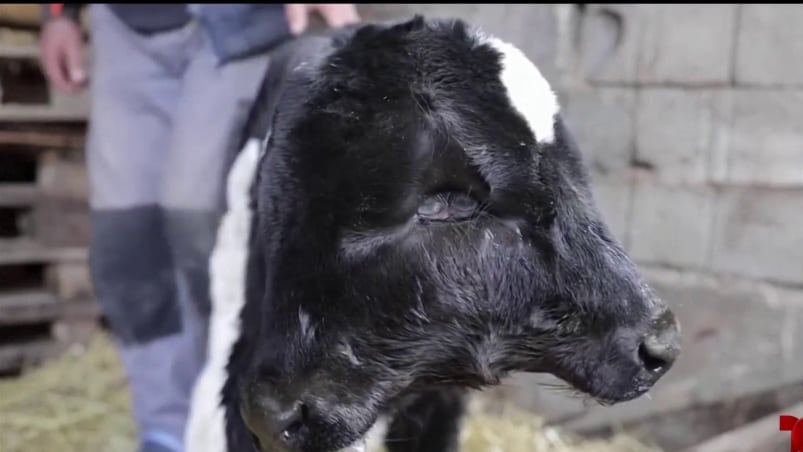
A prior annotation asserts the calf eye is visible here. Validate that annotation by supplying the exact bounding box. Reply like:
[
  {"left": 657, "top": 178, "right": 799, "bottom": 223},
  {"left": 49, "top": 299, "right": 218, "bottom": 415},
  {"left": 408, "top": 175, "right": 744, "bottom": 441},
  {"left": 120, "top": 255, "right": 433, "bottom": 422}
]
[
  {"left": 418, "top": 197, "right": 447, "bottom": 218},
  {"left": 417, "top": 192, "right": 479, "bottom": 222},
  {"left": 448, "top": 192, "right": 477, "bottom": 214}
]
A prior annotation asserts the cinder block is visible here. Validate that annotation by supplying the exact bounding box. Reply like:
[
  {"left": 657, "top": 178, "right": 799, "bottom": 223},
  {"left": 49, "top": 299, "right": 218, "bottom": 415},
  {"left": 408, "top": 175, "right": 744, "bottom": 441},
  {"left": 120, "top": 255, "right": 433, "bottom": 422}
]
[
  {"left": 711, "top": 187, "right": 803, "bottom": 284},
  {"left": 628, "top": 181, "right": 715, "bottom": 268},
  {"left": 636, "top": 5, "right": 736, "bottom": 85},
  {"left": 736, "top": 5, "right": 803, "bottom": 86},
  {"left": 580, "top": 4, "right": 737, "bottom": 85},
  {"left": 722, "top": 90, "right": 803, "bottom": 186},
  {"left": 635, "top": 89, "right": 732, "bottom": 184},
  {"left": 563, "top": 87, "right": 636, "bottom": 176},
  {"left": 710, "top": 187, "right": 803, "bottom": 285},
  {"left": 577, "top": 4, "right": 642, "bottom": 84}
]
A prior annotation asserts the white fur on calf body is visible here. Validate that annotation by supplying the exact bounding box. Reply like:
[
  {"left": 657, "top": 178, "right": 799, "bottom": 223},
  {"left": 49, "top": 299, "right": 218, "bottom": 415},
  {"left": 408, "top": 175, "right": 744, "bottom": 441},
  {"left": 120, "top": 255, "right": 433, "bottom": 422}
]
[
  {"left": 185, "top": 138, "right": 261, "bottom": 452},
  {"left": 184, "top": 137, "right": 388, "bottom": 452}
]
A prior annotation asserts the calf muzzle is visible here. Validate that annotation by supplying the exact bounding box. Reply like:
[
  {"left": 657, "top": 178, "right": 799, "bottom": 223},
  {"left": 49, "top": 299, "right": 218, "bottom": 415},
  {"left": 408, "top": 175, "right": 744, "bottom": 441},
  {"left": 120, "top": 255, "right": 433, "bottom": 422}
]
[{"left": 240, "top": 382, "right": 309, "bottom": 451}]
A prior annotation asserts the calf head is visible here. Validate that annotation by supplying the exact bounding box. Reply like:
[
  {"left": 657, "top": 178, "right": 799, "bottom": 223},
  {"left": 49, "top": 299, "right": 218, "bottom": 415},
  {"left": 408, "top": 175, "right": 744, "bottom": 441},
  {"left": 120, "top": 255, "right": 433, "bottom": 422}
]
[{"left": 227, "top": 16, "right": 681, "bottom": 452}]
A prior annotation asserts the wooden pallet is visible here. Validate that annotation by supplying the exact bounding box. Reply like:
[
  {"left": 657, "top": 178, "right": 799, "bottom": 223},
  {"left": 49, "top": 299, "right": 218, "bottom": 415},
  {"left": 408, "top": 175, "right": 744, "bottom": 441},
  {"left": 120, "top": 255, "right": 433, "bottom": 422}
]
[
  {"left": 0, "top": 62, "right": 95, "bottom": 373},
  {"left": 0, "top": 44, "right": 90, "bottom": 122},
  {"left": 0, "top": 234, "right": 97, "bottom": 375},
  {"left": 0, "top": 235, "right": 97, "bottom": 375},
  {"left": 0, "top": 290, "right": 99, "bottom": 374},
  {"left": 0, "top": 133, "right": 90, "bottom": 245},
  {"left": 0, "top": 286, "right": 98, "bottom": 376}
]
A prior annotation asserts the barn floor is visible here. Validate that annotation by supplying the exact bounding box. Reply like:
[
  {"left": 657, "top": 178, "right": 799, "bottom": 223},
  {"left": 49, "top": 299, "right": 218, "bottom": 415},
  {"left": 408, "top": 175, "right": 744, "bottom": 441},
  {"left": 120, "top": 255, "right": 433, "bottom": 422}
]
[{"left": 0, "top": 332, "right": 661, "bottom": 452}]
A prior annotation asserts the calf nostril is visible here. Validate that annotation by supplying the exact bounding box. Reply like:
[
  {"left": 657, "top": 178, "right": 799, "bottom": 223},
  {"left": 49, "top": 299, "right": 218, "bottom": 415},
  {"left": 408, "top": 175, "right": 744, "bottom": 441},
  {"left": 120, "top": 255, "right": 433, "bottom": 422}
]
[
  {"left": 638, "top": 341, "right": 668, "bottom": 373},
  {"left": 278, "top": 402, "right": 308, "bottom": 442},
  {"left": 638, "top": 328, "right": 680, "bottom": 375},
  {"left": 281, "top": 420, "right": 302, "bottom": 442}
]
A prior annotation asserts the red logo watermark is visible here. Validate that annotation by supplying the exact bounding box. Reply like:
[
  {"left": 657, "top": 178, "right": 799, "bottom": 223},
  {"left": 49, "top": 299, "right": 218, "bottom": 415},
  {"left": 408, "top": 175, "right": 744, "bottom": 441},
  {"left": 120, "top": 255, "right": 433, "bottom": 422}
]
[{"left": 780, "top": 415, "right": 803, "bottom": 452}]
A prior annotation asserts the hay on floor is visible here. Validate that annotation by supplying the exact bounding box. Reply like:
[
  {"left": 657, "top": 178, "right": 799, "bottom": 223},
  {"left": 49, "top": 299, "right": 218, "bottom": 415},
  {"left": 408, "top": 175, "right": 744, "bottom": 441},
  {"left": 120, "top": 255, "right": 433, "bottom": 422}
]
[
  {"left": 0, "top": 334, "right": 136, "bottom": 452},
  {"left": 0, "top": 333, "right": 661, "bottom": 452}
]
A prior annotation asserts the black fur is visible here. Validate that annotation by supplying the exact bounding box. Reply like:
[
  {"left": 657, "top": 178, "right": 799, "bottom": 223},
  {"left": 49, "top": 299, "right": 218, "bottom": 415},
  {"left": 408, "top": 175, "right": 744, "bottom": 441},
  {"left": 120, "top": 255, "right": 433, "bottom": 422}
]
[
  {"left": 220, "top": 15, "right": 680, "bottom": 452},
  {"left": 384, "top": 388, "right": 466, "bottom": 452}
]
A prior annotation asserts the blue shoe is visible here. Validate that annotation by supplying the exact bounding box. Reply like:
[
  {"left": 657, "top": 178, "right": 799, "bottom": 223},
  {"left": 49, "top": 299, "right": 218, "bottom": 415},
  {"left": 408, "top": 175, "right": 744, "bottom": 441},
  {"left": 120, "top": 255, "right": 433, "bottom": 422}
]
[{"left": 139, "top": 430, "right": 184, "bottom": 452}]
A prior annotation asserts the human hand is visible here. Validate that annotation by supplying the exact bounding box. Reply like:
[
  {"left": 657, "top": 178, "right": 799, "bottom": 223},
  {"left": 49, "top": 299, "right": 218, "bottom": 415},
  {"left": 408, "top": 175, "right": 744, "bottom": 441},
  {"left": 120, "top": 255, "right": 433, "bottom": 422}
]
[
  {"left": 39, "top": 17, "right": 87, "bottom": 95},
  {"left": 284, "top": 4, "right": 361, "bottom": 35}
]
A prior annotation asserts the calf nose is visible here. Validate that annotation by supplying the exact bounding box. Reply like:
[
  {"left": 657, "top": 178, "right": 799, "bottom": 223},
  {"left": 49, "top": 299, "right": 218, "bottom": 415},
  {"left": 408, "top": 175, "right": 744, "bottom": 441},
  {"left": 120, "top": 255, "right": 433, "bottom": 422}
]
[
  {"left": 269, "top": 402, "right": 307, "bottom": 442},
  {"left": 241, "top": 384, "right": 308, "bottom": 448},
  {"left": 637, "top": 308, "right": 681, "bottom": 377}
]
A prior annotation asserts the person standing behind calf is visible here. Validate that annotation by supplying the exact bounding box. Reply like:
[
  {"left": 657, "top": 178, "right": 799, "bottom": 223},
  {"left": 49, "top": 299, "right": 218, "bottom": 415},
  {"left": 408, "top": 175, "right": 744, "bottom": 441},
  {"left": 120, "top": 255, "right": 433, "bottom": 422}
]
[{"left": 38, "top": 4, "right": 360, "bottom": 452}]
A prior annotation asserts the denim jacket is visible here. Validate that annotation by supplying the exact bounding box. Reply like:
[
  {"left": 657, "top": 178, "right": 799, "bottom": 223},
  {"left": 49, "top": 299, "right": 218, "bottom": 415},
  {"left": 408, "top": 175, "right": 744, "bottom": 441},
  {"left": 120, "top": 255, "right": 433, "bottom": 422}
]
[
  {"left": 43, "top": 3, "right": 293, "bottom": 64},
  {"left": 188, "top": 4, "right": 292, "bottom": 64}
]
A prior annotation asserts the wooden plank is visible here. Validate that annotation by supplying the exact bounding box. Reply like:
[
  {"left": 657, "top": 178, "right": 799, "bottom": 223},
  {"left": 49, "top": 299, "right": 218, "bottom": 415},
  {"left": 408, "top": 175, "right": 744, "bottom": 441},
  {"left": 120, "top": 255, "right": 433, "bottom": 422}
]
[
  {"left": 0, "top": 290, "right": 98, "bottom": 325},
  {"left": 0, "top": 129, "right": 85, "bottom": 149},
  {"left": 52, "top": 316, "right": 100, "bottom": 345},
  {"left": 45, "top": 260, "right": 91, "bottom": 301},
  {"left": 31, "top": 153, "right": 90, "bottom": 247},
  {"left": 0, "top": 289, "right": 57, "bottom": 325},
  {"left": 36, "top": 153, "right": 88, "bottom": 199},
  {"left": 32, "top": 198, "right": 90, "bottom": 247},
  {"left": 0, "top": 104, "right": 88, "bottom": 122},
  {"left": 0, "top": 238, "right": 87, "bottom": 265},
  {"left": 0, "top": 5, "right": 90, "bottom": 31},
  {"left": 0, "top": 44, "right": 37, "bottom": 58},
  {"left": 0, "top": 27, "right": 38, "bottom": 47},
  {"left": 0, "top": 5, "right": 40, "bottom": 28},
  {"left": 0, "top": 182, "right": 37, "bottom": 206},
  {"left": 0, "top": 338, "right": 54, "bottom": 374},
  {"left": 682, "top": 400, "right": 803, "bottom": 452}
]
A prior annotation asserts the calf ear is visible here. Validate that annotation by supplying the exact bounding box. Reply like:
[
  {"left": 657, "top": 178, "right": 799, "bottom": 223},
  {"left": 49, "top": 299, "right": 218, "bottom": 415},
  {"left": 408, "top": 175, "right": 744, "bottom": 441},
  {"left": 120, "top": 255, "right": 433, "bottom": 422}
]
[
  {"left": 549, "top": 114, "right": 598, "bottom": 196},
  {"left": 552, "top": 114, "right": 581, "bottom": 155}
]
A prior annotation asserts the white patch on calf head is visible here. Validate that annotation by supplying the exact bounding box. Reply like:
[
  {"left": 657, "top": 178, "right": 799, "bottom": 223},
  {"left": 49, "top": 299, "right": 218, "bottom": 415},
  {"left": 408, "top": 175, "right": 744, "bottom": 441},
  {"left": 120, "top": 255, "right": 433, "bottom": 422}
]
[
  {"left": 476, "top": 33, "right": 560, "bottom": 144},
  {"left": 185, "top": 138, "right": 261, "bottom": 452}
]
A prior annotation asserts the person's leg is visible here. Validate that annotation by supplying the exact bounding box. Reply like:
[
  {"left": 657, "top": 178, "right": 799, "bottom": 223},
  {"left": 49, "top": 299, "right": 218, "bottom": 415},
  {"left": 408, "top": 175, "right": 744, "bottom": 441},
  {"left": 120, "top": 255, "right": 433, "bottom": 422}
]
[
  {"left": 84, "top": 5, "right": 200, "bottom": 451},
  {"left": 158, "top": 17, "right": 272, "bottom": 446}
]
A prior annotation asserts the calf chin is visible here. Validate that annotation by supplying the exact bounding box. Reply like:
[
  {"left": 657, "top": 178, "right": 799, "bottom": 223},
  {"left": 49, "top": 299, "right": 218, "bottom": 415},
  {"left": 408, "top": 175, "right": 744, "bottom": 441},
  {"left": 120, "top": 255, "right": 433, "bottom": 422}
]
[{"left": 189, "top": 14, "right": 681, "bottom": 452}]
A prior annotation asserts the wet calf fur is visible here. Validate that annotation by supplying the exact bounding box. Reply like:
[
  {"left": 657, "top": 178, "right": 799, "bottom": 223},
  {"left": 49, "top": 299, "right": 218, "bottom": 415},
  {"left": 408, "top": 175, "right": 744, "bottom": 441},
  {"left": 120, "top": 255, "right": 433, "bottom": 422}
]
[{"left": 187, "top": 15, "right": 682, "bottom": 452}]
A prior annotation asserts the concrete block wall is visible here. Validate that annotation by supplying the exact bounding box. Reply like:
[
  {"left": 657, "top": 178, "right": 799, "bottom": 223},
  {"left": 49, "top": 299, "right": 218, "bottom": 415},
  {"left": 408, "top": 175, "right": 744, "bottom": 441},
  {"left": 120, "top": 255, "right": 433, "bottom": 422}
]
[
  {"left": 562, "top": 5, "right": 803, "bottom": 283},
  {"left": 359, "top": 4, "right": 803, "bottom": 447}
]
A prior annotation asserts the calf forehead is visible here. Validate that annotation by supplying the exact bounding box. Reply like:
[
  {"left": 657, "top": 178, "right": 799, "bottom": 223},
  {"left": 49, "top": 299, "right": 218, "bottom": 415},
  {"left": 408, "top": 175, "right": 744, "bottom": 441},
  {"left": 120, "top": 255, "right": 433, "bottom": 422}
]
[{"left": 309, "top": 18, "right": 562, "bottom": 184}]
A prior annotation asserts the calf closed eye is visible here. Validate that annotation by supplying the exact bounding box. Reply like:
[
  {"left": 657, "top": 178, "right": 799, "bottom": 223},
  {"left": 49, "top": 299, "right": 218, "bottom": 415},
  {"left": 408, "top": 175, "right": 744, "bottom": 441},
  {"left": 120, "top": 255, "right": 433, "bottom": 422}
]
[{"left": 417, "top": 192, "right": 479, "bottom": 222}]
